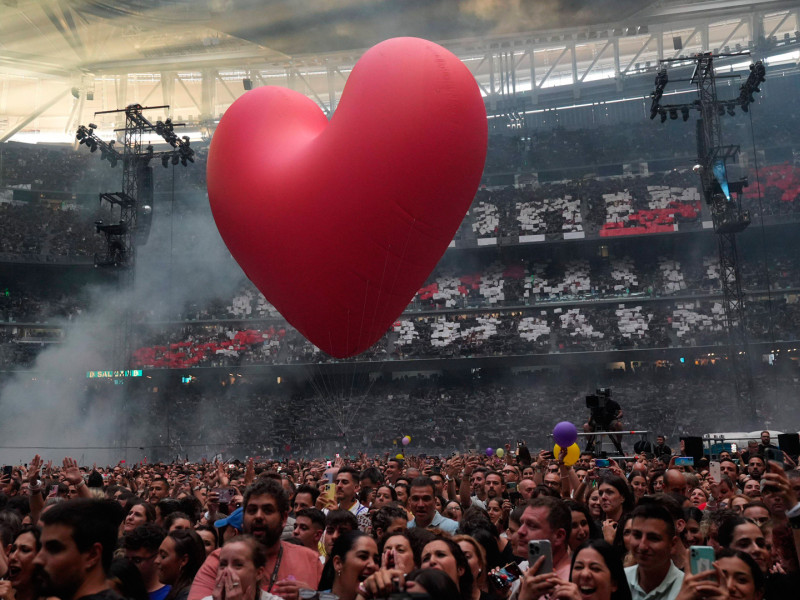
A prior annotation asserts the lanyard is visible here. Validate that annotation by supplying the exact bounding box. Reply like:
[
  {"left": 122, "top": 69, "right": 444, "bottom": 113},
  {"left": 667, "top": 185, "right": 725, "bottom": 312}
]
[{"left": 266, "top": 544, "right": 284, "bottom": 593}]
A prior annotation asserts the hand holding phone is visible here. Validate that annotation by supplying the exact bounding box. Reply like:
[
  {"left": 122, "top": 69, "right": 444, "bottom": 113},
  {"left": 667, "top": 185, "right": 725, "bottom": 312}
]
[
  {"left": 689, "top": 546, "right": 715, "bottom": 575},
  {"left": 528, "top": 540, "right": 553, "bottom": 575},
  {"left": 675, "top": 457, "right": 694, "bottom": 467}
]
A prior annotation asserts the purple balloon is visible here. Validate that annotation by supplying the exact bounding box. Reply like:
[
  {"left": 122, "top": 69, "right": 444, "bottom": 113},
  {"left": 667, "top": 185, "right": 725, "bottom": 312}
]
[
  {"left": 486, "top": 447, "right": 494, "bottom": 456},
  {"left": 553, "top": 421, "right": 578, "bottom": 447}
]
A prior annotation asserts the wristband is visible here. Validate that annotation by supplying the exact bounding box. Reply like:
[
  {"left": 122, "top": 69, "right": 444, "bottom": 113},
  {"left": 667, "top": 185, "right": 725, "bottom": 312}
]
[
  {"left": 29, "top": 479, "right": 43, "bottom": 492},
  {"left": 75, "top": 479, "right": 86, "bottom": 488}
]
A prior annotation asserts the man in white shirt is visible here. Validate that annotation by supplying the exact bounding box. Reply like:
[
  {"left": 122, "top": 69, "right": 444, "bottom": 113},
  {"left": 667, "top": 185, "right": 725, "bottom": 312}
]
[{"left": 625, "top": 502, "right": 684, "bottom": 600}]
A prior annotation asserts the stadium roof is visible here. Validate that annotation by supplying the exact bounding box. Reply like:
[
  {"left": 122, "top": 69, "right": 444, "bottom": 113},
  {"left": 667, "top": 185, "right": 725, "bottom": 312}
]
[{"left": 0, "top": 0, "right": 797, "bottom": 143}]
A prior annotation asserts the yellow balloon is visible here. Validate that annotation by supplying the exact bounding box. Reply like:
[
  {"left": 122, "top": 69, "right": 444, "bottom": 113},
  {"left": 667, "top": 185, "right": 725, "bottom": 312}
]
[
  {"left": 496, "top": 448, "right": 505, "bottom": 458},
  {"left": 553, "top": 443, "right": 580, "bottom": 467},
  {"left": 396, "top": 454, "right": 404, "bottom": 460}
]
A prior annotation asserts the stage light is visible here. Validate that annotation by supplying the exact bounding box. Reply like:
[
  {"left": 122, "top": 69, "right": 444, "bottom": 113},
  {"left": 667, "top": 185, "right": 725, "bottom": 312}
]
[
  {"left": 726, "top": 104, "right": 736, "bottom": 116},
  {"left": 669, "top": 108, "right": 678, "bottom": 120},
  {"left": 161, "top": 154, "right": 170, "bottom": 168},
  {"left": 680, "top": 106, "right": 690, "bottom": 121},
  {"left": 171, "top": 153, "right": 179, "bottom": 165},
  {"left": 659, "top": 108, "right": 667, "bottom": 123}
]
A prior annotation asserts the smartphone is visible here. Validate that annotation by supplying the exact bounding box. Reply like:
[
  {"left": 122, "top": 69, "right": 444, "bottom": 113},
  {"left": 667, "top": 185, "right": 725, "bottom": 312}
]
[
  {"left": 528, "top": 540, "right": 553, "bottom": 575},
  {"left": 50, "top": 485, "right": 59, "bottom": 495},
  {"left": 594, "top": 459, "right": 611, "bottom": 468},
  {"left": 507, "top": 482, "right": 518, "bottom": 492},
  {"left": 323, "top": 482, "right": 336, "bottom": 502},
  {"left": 709, "top": 461, "right": 721, "bottom": 482},
  {"left": 214, "top": 487, "right": 235, "bottom": 504},
  {"left": 763, "top": 447, "right": 784, "bottom": 466},
  {"left": 675, "top": 457, "right": 694, "bottom": 467},
  {"left": 2, "top": 465, "right": 12, "bottom": 477},
  {"left": 690, "top": 546, "right": 715, "bottom": 575},
  {"left": 489, "top": 562, "right": 523, "bottom": 589}
]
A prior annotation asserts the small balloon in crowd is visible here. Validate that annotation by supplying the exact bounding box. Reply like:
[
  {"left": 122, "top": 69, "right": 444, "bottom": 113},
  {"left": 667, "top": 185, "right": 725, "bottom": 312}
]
[
  {"left": 396, "top": 453, "right": 404, "bottom": 459},
  {"left": 486, "top": 447, "right": 494, "bottom": 456},
  {"left": 553, "top": 443, "right": 580, "bottom": 466},
  {"left": 496, "top": 448, "right": 505, "bottom": 458},
  {"left": 402, "top": 436, "right": 410, "bottom": 446},
  {"left": 552, "top": 421, "right": 578, "bottom": 447}
]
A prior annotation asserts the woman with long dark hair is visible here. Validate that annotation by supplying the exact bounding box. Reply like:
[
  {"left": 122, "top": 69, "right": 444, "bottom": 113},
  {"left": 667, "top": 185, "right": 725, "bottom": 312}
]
[
  {"left": 319, "top": 531, "right": 379, "bottom": 600},
  {"left": 155, "top": 529, "right": 206, "bottom": 600}
]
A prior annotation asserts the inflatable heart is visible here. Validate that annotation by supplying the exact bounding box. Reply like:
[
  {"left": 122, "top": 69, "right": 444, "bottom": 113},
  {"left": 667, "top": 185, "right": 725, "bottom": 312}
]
[{"left": 207, "top": 37, "right": 487, "bottom": 357}]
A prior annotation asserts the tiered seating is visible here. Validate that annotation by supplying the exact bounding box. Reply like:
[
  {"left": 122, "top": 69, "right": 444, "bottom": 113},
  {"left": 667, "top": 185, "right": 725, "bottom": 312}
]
[
  {"left": 517, "top": 195, "right": 583, "bottom": 238},
  {"left": 658, "top": 258, "right": 688, "bottom": 294},
  {"left": 615, "top": 305, "right": 651, "bottom": 340},
  {"left": 132, "top": 326, "right": 286, "bottom": 368},
  {"left": 671, "top": 303, "right": 725, "bottom": 339},
  {"left": 470, "top": 201, "right": 499, "bottom": 237},
  {"left": 557, "top": 260, "right": 591, "bottom": 295},
  {"left": 600, "top": 186, "right": 701, "bottom": 237},
  {"left": 518, "top": 314, "right": 551, "bottom": 342}
]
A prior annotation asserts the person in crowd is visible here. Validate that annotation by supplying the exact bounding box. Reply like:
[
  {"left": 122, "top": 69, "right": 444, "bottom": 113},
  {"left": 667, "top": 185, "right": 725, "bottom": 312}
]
[
  {"left": 370, "top": 486, "right": 397, "bottom": 511},
  {"left": 292, "top": 508, "right": 325, "bottom": 553},
  {"left": 370, "top": 505, "right": 407, "bottom": 541},
  {"left": 332, "top": 468, "right": 369, "bottom": 518},
  {"left": 598, "top": 474, "right": 635, "bottom": 531},
  {"left": 194, "top": 526, "right": 219, "bottom": 558},
  {"left": 487, "top": 498, "right": 508, "bottom": 537},
  {"left": 443, "top": 500, "right": 464, "bottom": 523},
  {"left": 123, "top": 524, "right": 171, "bottom": 600},
  {"left": 514, "top": 497, "right": 572, "bottom": 585},
  {"left": 453, "top": 535, "right": 489, "bottom": 600},
  {"left": 292, "top": 485, "right": 320, "bottom": 514},
  {"left": 0, "top": 525, "right": 41, "bottom": 600},
  {"left": 628, "top": 473, "right": 649, "bottom": 502},
  {"left": 587, "top": 488, "right": 604, "bottom": 521},
  {"left": 164, "top": 512, "right": 193, "bottom": 533},
  {"left": 527, "top": 539, "right": 632, "bottom": 600},
  {"left": 404, "top": 568, "right": 462, "bottom": 600},
  {"left": 742, "top": 502, "right": 771, "bottom": 527},
  {"left": 408, "top": 476, "right": 459, "bottom": 535},
  {"left": 715, "top": 549, "right": 766, "bottom": 600},
  {"left": 624, "top": 502, "right": 683, "bottom": 600},
  {"left": 323, "top": 510, "right": 358, "bottom": 559},
  {"left": 108, "top": 558, "right": 149, "bottom": 600},
  {"left": 654, "top": 437, "right": 672, "bottom": 460},
  {"left": 318, "top": 531, "right": 379, "bottom": 600},
  {"left": 565, "top": 500, "right": 600, "bottom": 552},
  {"left": 208, "top": 536, "right": 266, "bottom": 600},
  {"left": 379, "top": 531, "right": 418, "bottom": 574},
  {"left": 682, "top": 507, "right": 704, "bottom": 547},
  {"left": 34, "top": 499, "right": 126, "bottom": 600},
  {"left": 420, "top": 537, "right": 473, "bottom": 600},
  {"left": 149, "top": 479, "right": 171, "bottom": 505},
  {"left": 189, "top": 479, "right": 323, "bottom": 600},
  {"left": 384, "top": 459, "right": 403, "bottom": 487},
  {"left": 155, "top": 530, "right": 206, "bottom": 600},
  {"left": 124, "top": 500, "right": 157, "bottom": 535}
]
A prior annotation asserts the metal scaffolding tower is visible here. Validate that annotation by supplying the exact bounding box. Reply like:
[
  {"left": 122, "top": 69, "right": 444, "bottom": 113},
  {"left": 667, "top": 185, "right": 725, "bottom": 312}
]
[{"left": 650, "top": 52, "right": 762, "bottom": 419}]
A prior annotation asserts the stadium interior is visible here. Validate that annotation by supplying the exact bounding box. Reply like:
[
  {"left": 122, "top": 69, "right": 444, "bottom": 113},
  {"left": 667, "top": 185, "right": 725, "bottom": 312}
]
[{"left": 1, "top": 0, "right": 800, "bottom": 463}]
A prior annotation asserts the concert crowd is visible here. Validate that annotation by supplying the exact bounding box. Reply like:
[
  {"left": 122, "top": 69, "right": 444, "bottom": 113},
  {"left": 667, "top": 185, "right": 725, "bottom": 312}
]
[{"left": 0, "top": 425, "right": 798, "bottom": 600}]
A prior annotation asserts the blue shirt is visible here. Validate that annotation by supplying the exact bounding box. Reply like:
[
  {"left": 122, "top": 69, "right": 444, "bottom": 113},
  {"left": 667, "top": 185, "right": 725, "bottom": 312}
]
[
  {"left": 149, "top": 586, "right": 171, "bottom": 600},
  {"left": 408, "top": 511, "right": 459, "bottom": 535}
]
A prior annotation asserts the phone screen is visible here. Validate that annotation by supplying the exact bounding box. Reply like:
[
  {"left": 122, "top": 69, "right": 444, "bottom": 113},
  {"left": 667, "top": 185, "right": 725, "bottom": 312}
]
[{"left": 709, "top": 461, "right": 721, "bottom": 482}]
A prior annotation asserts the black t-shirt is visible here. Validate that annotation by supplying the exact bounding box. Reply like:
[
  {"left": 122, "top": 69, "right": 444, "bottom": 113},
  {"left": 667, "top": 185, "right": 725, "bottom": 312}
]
[
  {"left": 592, "top": 398, "right": 621, "bottom": 426},
  {"left": 77, "top": 589, "right": 125, "bottom": 600}
]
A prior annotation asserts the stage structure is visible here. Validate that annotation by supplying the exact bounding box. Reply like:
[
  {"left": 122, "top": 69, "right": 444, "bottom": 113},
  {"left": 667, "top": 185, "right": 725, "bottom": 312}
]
[
  {"left": 649, "top": 53, "right": 765, "bottom": 419},
  {"left": 76, "top": 104, "right": 194, "bottom": 268}
]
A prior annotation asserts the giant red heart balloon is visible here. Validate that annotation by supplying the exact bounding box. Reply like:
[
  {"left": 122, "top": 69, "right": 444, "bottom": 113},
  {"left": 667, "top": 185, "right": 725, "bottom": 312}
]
[{"left": 207, "top": 37, "right": 487, "bottom": 358}]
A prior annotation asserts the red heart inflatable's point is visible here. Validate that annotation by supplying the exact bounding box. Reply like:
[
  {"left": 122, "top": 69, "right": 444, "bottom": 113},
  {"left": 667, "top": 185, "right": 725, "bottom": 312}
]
[{"left": 207, "top": 37, "right": 487, "bottom": 358}]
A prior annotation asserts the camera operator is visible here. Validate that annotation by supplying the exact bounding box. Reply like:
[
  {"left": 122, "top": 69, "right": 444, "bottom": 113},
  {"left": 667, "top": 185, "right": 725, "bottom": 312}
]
[{"left": 582, "top": 388, "right": 624, "bottom": 455}]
